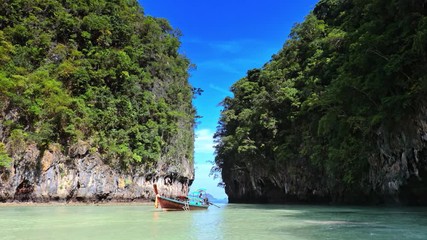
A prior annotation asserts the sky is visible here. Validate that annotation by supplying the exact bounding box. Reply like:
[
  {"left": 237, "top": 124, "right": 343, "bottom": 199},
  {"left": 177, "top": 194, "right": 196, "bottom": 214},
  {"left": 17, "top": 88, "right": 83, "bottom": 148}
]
[{"left": 139, "top": 0, "right": 319, "bottom": 199}]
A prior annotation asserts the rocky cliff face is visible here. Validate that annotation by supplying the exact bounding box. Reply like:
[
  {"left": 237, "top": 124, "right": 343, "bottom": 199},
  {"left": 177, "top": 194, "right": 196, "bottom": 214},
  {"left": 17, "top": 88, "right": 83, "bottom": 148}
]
[
  {"left": 0, "top": 98, "right": 194, "bottom": 203},
  {"left": 222, "top": 157, "right": 331, "bottom": 204},
  {"left": 0, "top": 0, "right": 197, "bottom": 203},
  {"left": 0, "top": 140, "right": 193, "bottom": 202},
  {"left": 369, "top": 107, "right": 427, "bottom": 205},
  {"left": 223, "top": 108, "right": 427, "bottom": 205}
]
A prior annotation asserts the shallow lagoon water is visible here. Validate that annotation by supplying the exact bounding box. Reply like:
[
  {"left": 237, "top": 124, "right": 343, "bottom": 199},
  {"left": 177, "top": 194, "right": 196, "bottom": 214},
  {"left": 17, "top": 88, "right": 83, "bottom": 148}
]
[{"left": 0, "top": 204, "right": 426, "bottom": 240}]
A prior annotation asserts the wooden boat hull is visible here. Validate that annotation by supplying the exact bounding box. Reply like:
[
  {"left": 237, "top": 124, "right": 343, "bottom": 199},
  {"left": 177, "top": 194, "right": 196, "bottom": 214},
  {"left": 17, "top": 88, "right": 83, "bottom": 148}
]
[
  {"left": 153, "top": 184, "right": 209, "bottom": 211},
  {"left": 157, "top": 196, "right": 209, "bottom": 211}
]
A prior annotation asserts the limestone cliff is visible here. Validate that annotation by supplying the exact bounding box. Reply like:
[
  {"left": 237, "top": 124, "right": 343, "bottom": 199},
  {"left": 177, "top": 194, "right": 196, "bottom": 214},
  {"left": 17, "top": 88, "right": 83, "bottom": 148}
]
[
  {"left": 0, "top": 103, "right": 194, "bottom": 202},
  {"left": 0, "top": 140, "right": 193, "bottom": 202},
  {"left": 0, "top": 0, "right": 196, "bottom": 202},
  {"left": 215, "top": 0, "right": 427, "bottom": 205},
  {"left": 0, "top": 101, "right": 194, "bottom": 203},
  {"left": 369, "top": 107, "right": 427, "bottom": 205},
  {"left": 222, "top": 108, "right": 427, "bottom": 204}
]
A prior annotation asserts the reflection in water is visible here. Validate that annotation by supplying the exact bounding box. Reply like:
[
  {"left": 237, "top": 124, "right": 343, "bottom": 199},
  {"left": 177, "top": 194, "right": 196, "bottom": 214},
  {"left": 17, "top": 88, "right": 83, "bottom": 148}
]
[
  {"left": 151, "top": 211, "right": 160, "bottom": 238},
  {"left": 0, "top": 204, "right": 426, "bottom": 240},
  {"left": 152, "top": 211, "right": 159, "bottom": 221},
  {"left": 304, "top": 220, "right": 353, "bottom": 225},
  {"left": 191, "top": 207, "right": 224, "bottom": 240}
]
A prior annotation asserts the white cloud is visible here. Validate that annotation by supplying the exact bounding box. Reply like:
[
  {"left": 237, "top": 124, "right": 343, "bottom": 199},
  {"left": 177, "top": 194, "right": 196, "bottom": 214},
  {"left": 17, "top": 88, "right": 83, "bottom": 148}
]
[
  {"left": 195, "top": 129, "right": 216, "bottom": 154},
  {"left": 208, "top": 41, "right": 242, "bottom": 53},
  {"left": 184, "top": 38, "right": 251, "bottom": 54},
  {"left": 197, "top": 60, "right": 242, "bottom": 75},
  {"left": 197, "top": 57, "right": 263, "bottom": 76},
  {"left": 209, "top": 84, "right": 231, "bottom": 95},
  {"left": 191, "top": 162, "right": 227, "bottom": 199}
]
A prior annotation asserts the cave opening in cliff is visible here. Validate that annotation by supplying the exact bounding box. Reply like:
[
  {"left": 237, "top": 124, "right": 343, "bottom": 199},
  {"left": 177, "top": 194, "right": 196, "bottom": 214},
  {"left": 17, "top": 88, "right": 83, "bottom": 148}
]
[{"left": 14, "top": 180, "right": 34, "bottom": 201}]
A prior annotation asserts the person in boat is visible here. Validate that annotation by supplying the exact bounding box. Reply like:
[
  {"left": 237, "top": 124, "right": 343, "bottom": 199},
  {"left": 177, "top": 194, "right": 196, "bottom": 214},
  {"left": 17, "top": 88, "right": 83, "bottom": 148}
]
[{"left": 198, "top": 192, "right": 208, "bottom": 205}]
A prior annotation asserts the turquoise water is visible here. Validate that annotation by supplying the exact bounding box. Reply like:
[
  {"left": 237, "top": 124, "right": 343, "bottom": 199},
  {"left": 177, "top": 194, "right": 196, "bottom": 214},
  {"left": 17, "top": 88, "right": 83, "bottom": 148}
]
[{"left": 0, "top": 204, "right": 426, "bottom": 240}]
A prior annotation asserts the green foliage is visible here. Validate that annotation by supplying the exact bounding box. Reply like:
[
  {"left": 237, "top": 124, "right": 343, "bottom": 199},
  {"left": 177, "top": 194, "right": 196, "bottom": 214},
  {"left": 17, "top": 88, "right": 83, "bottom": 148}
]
[
  {"left": 215, "top": 0, "right": 427, "bottom": 199},
  {"left": 0, "top": 0, "right": 196, "bottom": 171},
  {"left": 0, "top": 143, "right": 12, "bottom": 167}
]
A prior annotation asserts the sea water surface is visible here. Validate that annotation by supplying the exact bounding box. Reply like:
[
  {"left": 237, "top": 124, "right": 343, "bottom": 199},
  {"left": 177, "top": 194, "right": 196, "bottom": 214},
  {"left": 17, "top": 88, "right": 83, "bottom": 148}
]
[{"left": 0, "top": 203, "right": 426, "bottom": 240}]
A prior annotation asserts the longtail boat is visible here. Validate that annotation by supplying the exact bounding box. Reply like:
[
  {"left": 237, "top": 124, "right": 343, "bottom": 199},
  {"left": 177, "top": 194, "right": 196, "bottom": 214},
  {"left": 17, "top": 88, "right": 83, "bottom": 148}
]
[{"left": 153, "top": 184, "right": 209, "bottom": 211}]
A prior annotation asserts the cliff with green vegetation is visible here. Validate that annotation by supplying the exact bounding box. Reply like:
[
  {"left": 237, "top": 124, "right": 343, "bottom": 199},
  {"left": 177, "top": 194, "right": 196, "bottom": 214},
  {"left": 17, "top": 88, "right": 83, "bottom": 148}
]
[
  {"left": 214, "top": 0, "right": 427, "bottom": 205},
  {"left": 0, "top": 0, "right": 196, "bottom": 202}
]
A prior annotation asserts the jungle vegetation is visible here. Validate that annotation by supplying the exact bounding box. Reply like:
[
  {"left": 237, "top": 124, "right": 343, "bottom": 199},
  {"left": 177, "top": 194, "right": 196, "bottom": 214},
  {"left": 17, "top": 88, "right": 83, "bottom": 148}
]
[
  {"left": 0, "top": 0, "right": 196, "bottom": 170},
  {"left": 214, "top": 0, "right": 427, "bottom": 198}
]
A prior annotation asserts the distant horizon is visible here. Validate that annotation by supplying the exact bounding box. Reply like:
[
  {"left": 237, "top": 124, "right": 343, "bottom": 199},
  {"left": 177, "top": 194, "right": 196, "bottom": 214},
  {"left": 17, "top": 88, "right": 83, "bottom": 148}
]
[{"left": 139, "top": 0, "right": 319, "bottom": 199}]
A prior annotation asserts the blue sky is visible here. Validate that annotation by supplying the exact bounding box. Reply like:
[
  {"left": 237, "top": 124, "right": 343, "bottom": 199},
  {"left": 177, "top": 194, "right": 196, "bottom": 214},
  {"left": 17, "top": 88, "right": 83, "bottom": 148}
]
[{"left": 139, "top": 0, "right": 319, "bottom": 199}]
